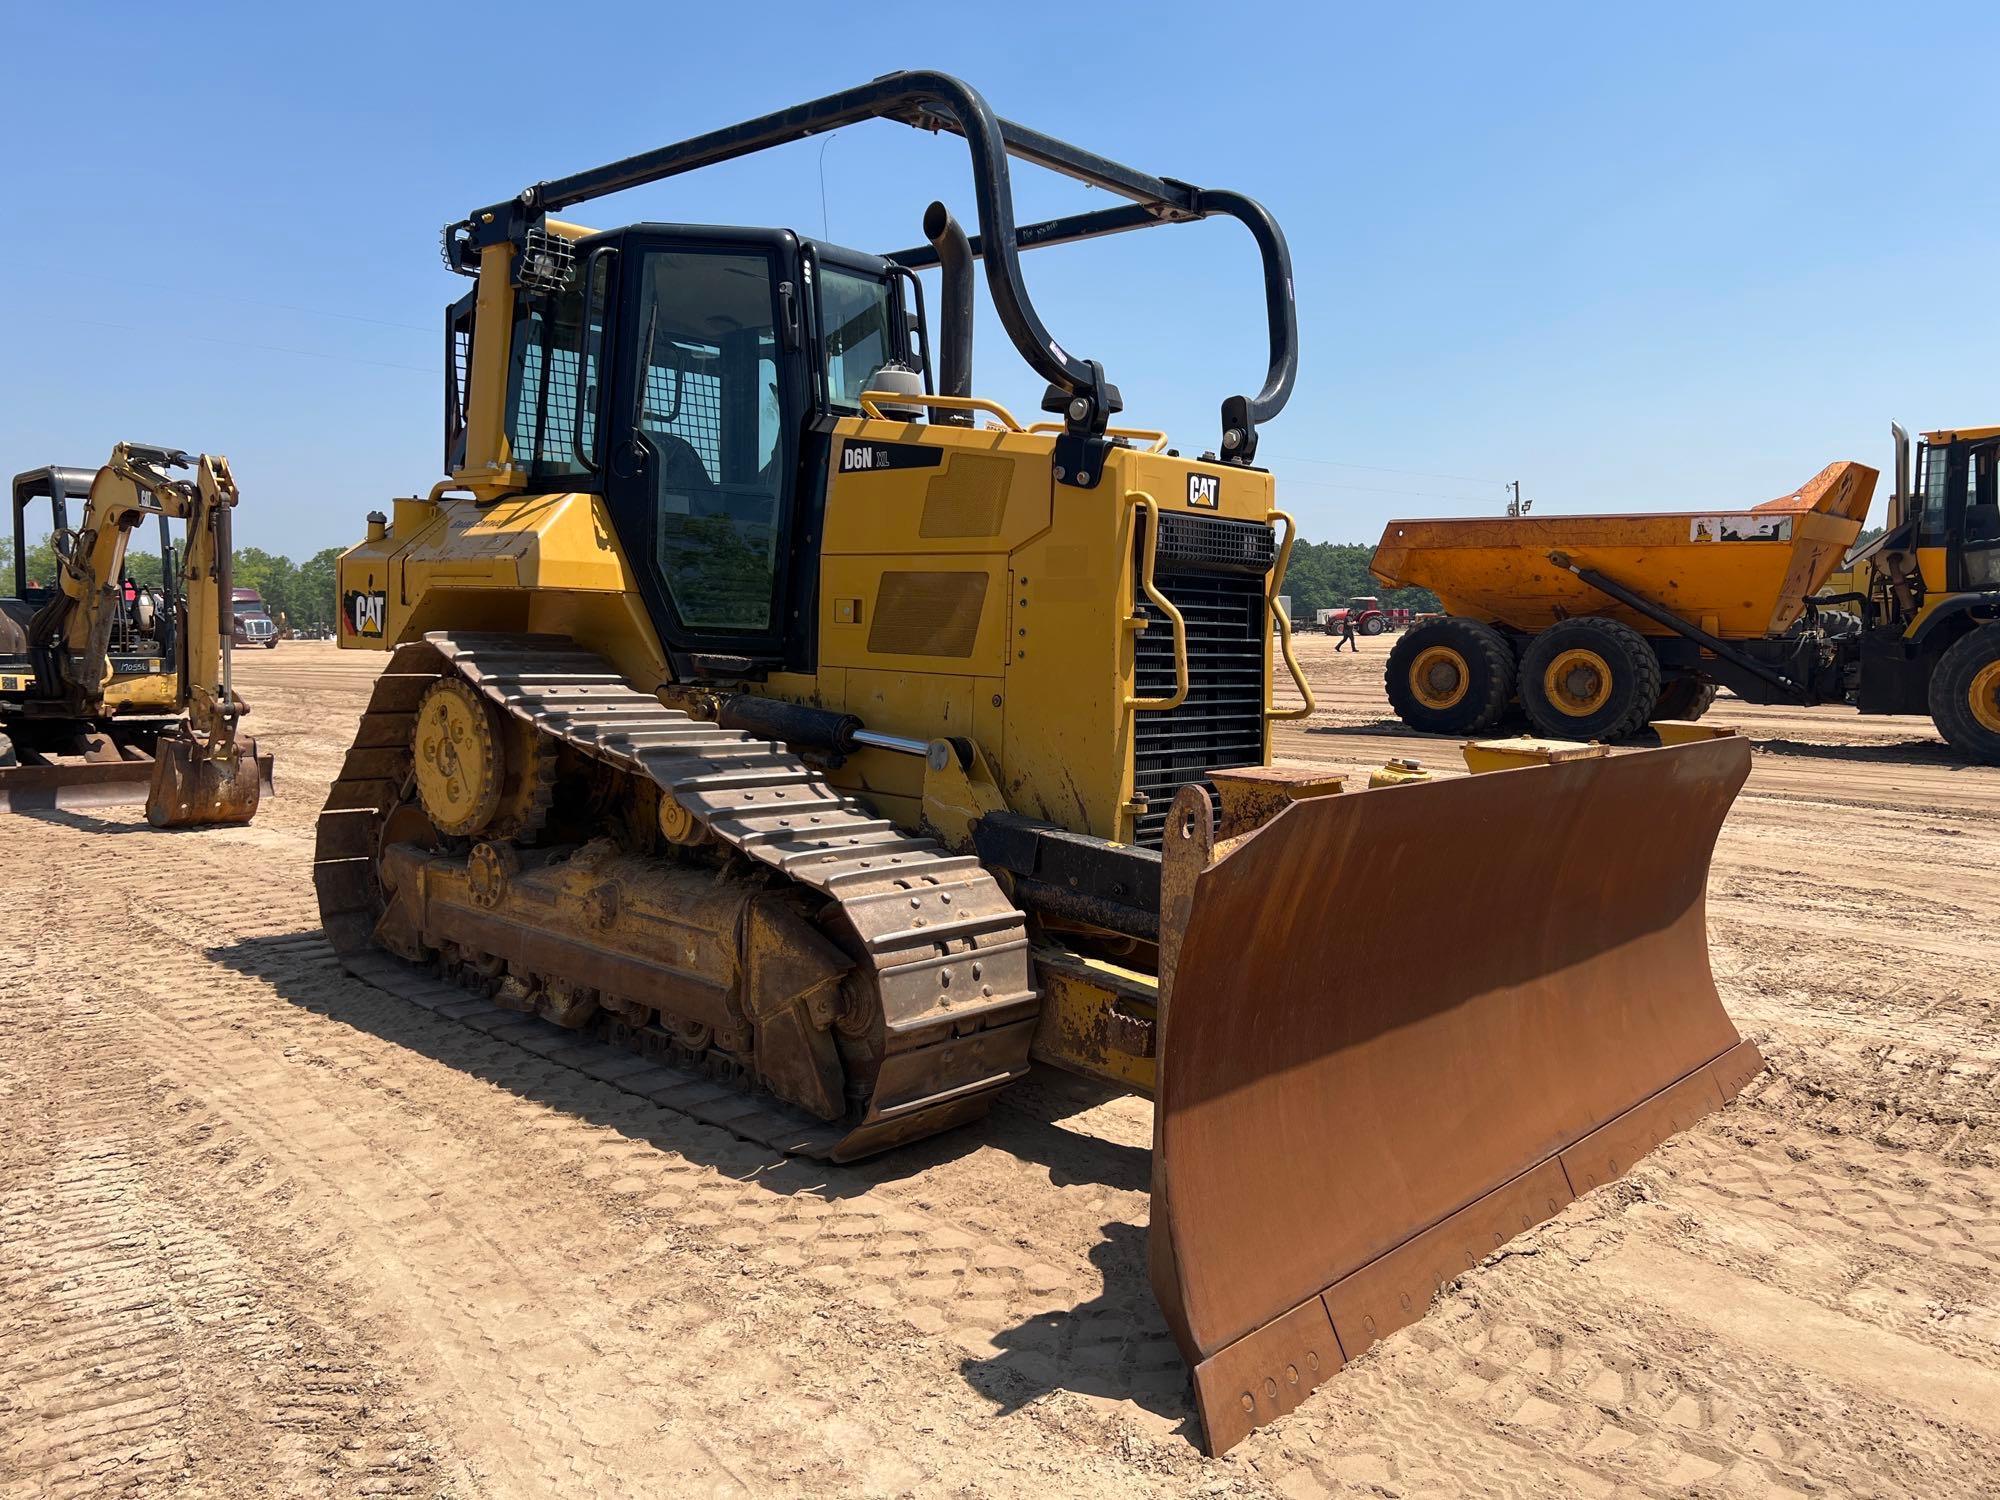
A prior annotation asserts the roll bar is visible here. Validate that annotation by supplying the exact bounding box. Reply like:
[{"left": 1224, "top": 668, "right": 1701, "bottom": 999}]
[
  {"left": 11, "top": 466, "right": 97, "bottom": 599},
  {"left": 453, "top": 70, "right": 1297, "bottom": 472}
]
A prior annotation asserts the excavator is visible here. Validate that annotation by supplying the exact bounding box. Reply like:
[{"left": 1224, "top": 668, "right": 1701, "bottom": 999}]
[
  {"left": 1, "top": 444, "right": 270, "bottom": 824},
  {"left": 315, "top": 72, "right": 1761, "bottom": 1454}
]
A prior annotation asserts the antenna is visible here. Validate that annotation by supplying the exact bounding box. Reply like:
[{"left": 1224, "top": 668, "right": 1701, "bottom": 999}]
[{"left": 817, "top": 133, "right": 837, "bottom": 240}]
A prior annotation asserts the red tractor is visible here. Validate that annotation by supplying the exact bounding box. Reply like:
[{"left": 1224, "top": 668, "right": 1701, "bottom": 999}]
[{"left": 1322, "top": 595, "right": 1390, "bottom": 636}]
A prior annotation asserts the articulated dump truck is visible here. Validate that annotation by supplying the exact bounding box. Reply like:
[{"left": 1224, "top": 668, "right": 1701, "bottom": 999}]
[
  {"left": 314, "top": 72, "right": 1762, "bottom": 1454},
  {"left": 1373, "top": 430, "right": 2000, "bottom": 762}
]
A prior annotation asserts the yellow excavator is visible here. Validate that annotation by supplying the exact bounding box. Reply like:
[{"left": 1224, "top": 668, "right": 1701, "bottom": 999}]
[
  {"left": 1, "top": 444, "right": 270, "bottom": 824},
  {"left": 315, "top": 72, "right": 1761, "bottom": 1453}
]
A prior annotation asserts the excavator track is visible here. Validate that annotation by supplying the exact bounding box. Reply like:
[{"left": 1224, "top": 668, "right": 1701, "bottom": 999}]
[{"left": 314, "top": 633, "right": 1039, "bottom": 1161}]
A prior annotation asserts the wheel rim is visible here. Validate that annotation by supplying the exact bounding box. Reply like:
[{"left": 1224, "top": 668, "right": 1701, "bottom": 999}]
[
  {"left": 1410, "top": 646, "right": 1471, "bottom": 710},
  {"left": 1542, "top": 648, "right": 1615, "bottom": 717},
  {"left": 1971, "top": 659, "right": 2000, "bottom": 735}
]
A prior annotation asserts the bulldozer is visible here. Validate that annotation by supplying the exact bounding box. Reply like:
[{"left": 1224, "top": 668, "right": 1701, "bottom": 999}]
[
  {"left": 314, "top": 71, "right": 1762, "bottom": 1454},
  {"left": 1, "top": 444, "right": 271, "bottom": 824}
]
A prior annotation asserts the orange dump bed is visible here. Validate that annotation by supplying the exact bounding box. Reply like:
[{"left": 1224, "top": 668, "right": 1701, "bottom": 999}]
[{"left": 1370, "top": 461, "right": 1877, "bottom": 640}]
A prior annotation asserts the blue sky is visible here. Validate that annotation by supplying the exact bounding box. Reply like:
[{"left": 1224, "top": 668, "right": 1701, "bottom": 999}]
[{"left": 5, "top": 2, "right": 1992, "bottom": 556}]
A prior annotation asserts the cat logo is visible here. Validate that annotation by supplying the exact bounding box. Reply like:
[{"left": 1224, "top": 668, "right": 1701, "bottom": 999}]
[
  {"left": 1186, "top": 472, "right": 1221, "bottom": 509},
  {"left": 345, "top": 589, "right": 387, "bottom": 638}
]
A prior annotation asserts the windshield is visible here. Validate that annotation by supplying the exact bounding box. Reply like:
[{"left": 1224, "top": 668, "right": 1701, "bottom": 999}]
[{"left": 818, "top": 267, "right": 897, "bottom": 412}]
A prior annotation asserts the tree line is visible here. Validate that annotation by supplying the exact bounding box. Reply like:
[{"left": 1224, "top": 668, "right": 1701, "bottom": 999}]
[
  {"left": 4, "top": 534, "right": 347, "bottom": 633},
  {"left": 7, "top": 528, "right": 1437, "bottom": 633},
  {"left": 1281, "top": 539, "right": 1439, "bottom": 619}
]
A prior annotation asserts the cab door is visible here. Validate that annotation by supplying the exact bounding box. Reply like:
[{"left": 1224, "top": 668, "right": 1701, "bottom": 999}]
[
  {"left": 1957, "top": 437, "right": 2000, "bottom": 592},
  {"left": 597, "top": 228, "right": 810, "bottom": 675}
]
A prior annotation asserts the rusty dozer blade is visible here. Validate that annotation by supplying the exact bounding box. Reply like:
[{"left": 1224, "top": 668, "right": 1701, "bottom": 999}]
[
  {"left": 1148, "top": 735, "right": 1760, "bottom": 1455},
  {"left": 144, "top": 730, "right": 271, "bottom": 827}
]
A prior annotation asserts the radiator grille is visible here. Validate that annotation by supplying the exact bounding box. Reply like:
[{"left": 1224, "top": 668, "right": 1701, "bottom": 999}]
[
  {"left": 1154, "top": 512, "right": 1276, "bottom": 574},
  {"left": 1132, "top": 552, "right": 1269, "bottom": 848}
]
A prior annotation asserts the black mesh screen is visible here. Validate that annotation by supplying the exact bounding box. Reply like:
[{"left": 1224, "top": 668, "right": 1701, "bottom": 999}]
[{"left": 1131, "top": 519, "right": 1271, "bottom": 847}]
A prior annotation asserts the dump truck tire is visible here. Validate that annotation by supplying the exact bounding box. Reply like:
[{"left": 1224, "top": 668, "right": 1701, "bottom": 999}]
[
  {"left": 1929, "top": 622, "right": 2000, "bottom": 764},
  {"left": 1519, "top": 618, "right": 1661, "bottom": 741},
  {"left": 1653, "top": 677, "right": 1717, "bottom": 723},
  {"left": 1384, "top": 617, "right": 1514, "bottom": 734}
]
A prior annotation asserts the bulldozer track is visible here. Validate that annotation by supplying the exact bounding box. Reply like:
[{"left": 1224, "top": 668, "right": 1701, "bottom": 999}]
[{"left": 313, "top": 633, "right": 1039, "bottom": 1163}]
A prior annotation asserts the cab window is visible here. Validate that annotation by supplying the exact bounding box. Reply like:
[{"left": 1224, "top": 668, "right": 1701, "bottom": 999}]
[
  {"left": 505, "top": 266, "right": 604, "bottom": 482},
  {"left": 633, "top": 248, "right": 788, "bottom": 632},
  {"left": 1968, "top": 443, "right": 1999, "bottom": 543},
  {"left": 818, "top": 267, "right": 897, "bottom": 412},
  {"left": 1918, "top": 442, "right": 1951, "bottom": 545}
]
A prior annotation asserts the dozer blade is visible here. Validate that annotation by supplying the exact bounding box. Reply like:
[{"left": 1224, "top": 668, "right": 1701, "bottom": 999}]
[
  {"left": 144, "top": 732, "right": 271, "bottom": 827},
  {"left": 1148, "top": 735, "right": 1759, "bottom": 1455},
  {"left": 0, "top": 759, "right": 157, "bottom": 814}
]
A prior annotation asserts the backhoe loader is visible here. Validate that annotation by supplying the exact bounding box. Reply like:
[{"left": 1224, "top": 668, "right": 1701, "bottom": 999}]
[
  {"left": 315, "top": 71, "right": 1761, "bottom": 1454},
  {"left": 1, "top": 444, "right": 271, "bottom": 823}
]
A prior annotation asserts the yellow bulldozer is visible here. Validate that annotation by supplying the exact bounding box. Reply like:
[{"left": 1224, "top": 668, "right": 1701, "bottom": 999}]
[
  {"left": 2, "top": 444, "right": 271, "bottom": 824},
  {"left": 314, "top": 71, "right": 1762, "bottom": 1453}
]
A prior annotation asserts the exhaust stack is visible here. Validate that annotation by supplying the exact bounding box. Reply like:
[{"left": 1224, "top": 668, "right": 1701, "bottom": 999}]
[
  {"left": 1890, "top": 421, "right": 1911, "bottom": 530},
  {"left": 923, "top": 201, "right": 974, "bottom": 426}
]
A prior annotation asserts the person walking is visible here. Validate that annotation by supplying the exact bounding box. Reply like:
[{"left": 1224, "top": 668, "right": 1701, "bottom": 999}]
[{"left": 1335, "top": 611, "right": 1359, "bottom": 653}]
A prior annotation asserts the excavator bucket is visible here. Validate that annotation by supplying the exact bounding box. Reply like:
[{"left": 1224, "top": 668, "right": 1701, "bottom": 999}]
[
  {"left": 144, "top": 731, "right": 271, "bottom": 827},
  {"left": 1149, "top": 735, "right": 1758, "bottom": 1455}
]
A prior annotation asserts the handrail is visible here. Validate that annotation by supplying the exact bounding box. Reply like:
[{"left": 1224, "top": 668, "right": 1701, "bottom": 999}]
[
  {"left": 856, "top": 391, "right": 1023, "bottom": 429},
  {"left": 1265, "top": 508, "right": 1316, "bottom": 720},
  {"left": 1125, "top": 491, "right": 1189, "bottom": 712},
  {"left": 1026, "top": 421, "right": 1170, "bottom": 453},
  {"left": 458, "top": 70, "right": 1297, "bottom": 460}
]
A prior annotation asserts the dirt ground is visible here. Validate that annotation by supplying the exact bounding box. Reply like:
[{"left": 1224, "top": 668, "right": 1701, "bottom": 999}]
[{"left": 4, "top": 636, "right": 1997, "bottom": 1499}]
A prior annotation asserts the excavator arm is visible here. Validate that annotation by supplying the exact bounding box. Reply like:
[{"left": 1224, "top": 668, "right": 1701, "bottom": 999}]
[
  {"left": 160, "top": 452, "right": 245, "bottom": 751},
  {"left": 141, "top": 451, "right": 265, "bottom": 826}
]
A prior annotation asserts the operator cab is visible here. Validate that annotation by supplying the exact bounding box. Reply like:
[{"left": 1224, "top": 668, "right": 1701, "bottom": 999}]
[
  {"left": 1914, "top": 426, "right": 2000, "bottom": 593},
  {"left": 447, "top": 221, "right": 929, "bottom": 673},
  {"left": 5, "top": 465, "right": 178, "bottom": 662}
]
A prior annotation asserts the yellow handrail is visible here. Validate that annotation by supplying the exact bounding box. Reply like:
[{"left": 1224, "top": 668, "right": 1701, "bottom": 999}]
[
  {"left": 1265, "top": 507, "right": 1316, "bottom": 721},
  {"left": 1025, "top": 421, "right": 1172, "bottom": 454},
  {"left": 856, "top": 391, "right": 1025, "bottom": 429},
  {"left": 1125, "top": 491, "right": 1189, "bottom": 712}
]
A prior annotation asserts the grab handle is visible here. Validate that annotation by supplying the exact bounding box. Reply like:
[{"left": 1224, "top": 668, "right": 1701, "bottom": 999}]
[
  {"left": 1125, "top": 491, "right": 1189, "bottom": 711},
  {"left": 1265, "top": 507, "right": 1315, "bottom": 720},
  {"left": 857, "top": 391, "right": 1024, "bottom": 429}
]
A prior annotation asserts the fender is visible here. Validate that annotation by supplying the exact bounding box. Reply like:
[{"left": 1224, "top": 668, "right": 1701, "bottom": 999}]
[{"left": 1910, "top": 590, "right": 2000, "bottom": 646}]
